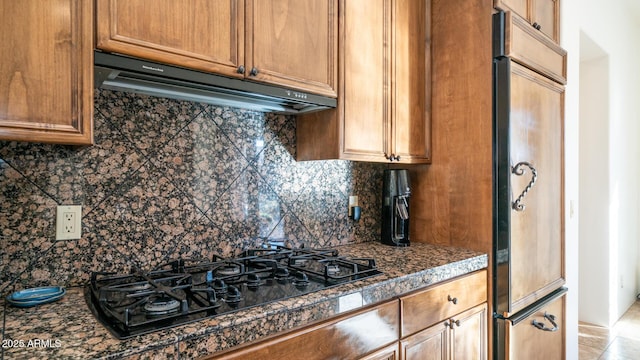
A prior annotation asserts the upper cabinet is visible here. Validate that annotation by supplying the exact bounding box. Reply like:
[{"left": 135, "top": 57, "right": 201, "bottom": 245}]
[
  {"left": 0, "top": 0, "right": 94, "bottom": 145},
  {"left": 96, "top": 0, "right": 337, "bottom": 97},
  {"left": 297, "top": 0, "right": 431, "bottom": 164},
  {"left": 494, "top": 0, "right": 560, "bottom": 43}
]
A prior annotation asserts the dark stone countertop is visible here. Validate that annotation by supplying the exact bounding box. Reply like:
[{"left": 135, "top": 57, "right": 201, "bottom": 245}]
[{"left": 1, "top": 242, "right": 487, "bottom": 360}]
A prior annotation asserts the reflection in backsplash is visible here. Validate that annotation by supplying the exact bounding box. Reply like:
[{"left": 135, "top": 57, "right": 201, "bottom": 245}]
[{"left": 0, "top": 90, "right": 385, "bottom": 292}]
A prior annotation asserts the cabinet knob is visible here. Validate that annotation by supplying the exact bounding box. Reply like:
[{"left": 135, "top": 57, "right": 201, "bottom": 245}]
[
  {"left": 447, "top": 295, "right": 458, "bottom": 304},
  {"left": 237, "top": 65, "right": 245, "bottom": 74},
  {"left": 385, "top": 154, "right": 401, "bottom": 162},
  {"left": 250, "top": 67, "right": 259, "bottom": 76},
  {"left": 532, "top": 22, "right": 542, "bottom": 31},
  {"left": 447, "top": 319, "right": 461, "bottom": 329}
]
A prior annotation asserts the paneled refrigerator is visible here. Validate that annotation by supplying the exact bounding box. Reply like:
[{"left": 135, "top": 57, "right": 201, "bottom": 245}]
[{"left": 492, "top": 11, "right": 568, "bottom": 360}]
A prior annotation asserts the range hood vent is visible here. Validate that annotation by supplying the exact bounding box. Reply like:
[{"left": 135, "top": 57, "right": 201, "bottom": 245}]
[{"left": 94, "top": 51, "right": 336, "bottom": 114}]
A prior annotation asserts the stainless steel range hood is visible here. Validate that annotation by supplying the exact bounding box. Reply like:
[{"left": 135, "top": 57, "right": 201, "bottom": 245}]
[{"left": 94, "top": 51, "right": 336, "bottom": 114}]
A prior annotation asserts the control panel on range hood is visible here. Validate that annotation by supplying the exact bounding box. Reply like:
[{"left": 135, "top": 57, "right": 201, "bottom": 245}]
[{"left": 94, "top": 51, "right": 336, "bottom": 114}]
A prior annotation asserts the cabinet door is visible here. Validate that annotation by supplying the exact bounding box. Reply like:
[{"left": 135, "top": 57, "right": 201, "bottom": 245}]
[
  {"left": 507, "top": 61, "right": 564, "bottom": 314},
  {"left": 246, "top": 0, "right": 337, "bottom": 97},
  {"left": 400, "top": 322, "right": 448, "bottom": 360},
  {"left": 494, "top": 0, "right": 528, "bottom": 19},
  {"left": 391, "top": 0, "right": 431, "bottom": 164},
  {"left": 0, "top": 0, "right": 93, "bottom": 145},
  {"left": 360, "top": 343, "right": 400, "bottom": 360},
  {"left": 531, "top": 0, "right": 559, "bottom": 42},
  {"left": 340, "top": 0, "right": 389, "bottom": 161},
  {"left": 451, "top": 304, "right": 487, "bottom": 360},
  {"left": 96, "top": 0, "right": 245, "bottom": 78},
  {"left": 205, "top": 301, "right": 400, "bottom": 360}
]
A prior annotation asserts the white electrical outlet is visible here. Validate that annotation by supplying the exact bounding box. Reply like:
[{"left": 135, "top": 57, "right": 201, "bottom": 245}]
[
  {"left": 348, "top": 195, "right": 359, "bottom": 217},
  {"left": 56, "top": 205, "right": 82, "bottom": 240}
]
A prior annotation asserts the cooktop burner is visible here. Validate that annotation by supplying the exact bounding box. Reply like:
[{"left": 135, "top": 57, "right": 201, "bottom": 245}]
[{"left": 85, "top": 245, "right": 381, "bottom": 339}]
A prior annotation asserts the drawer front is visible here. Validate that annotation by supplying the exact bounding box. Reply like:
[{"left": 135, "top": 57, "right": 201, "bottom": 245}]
[
  {"left": 503, "top": 12, "right": 566, "bottom": 84},
  {"left": 505, "top": 290, "right": 566, "bottom": 360},
  {"left": 400, "top": 270, "right": 487, "bottom": 337},
  {"left": 206, "top": 300, "right": 400, "bottom": 360}
]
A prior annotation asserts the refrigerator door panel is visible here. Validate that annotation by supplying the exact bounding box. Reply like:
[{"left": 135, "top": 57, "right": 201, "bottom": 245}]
[
  {"left": 495, "top": 288, "right": 566, "bottom": 360},
  {"left": 493, "top": 28, "right": 565, "bottom": 317}
]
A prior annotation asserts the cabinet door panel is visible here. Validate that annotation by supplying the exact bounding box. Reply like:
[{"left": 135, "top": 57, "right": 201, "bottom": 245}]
[
  {"left": 247, "top": 0, "right": 337, "bottom": 97},
  {"left": 494, "top": 0, "right": 528, "bottom": 19},
  {"left": 96, "top": 0, "right": 244, "bottom": 77},
  {"left": 400, "top": 322, "right": 448, "bottom": 360},
  {"left": 508, "top": 62, "right": 564, "bottom": 314},
  {"left": 359, "top": 343, "right": 399, "bottom": 360},
  {"left": 532, "top": 0, "right": 559, "bottom": 42},
  {"left": 505, "top": 292, "right": 565, "bottom": 359},
  {"left": 0, "top": 0, "right": 93, "bottom": 144},
  {"left": 206, "top": 301, "right": 400, "bottom": 360},
  {"left": 341, "top": 0, "right": 388, "bottom": 160},
  {"left": 451, "top": 304, "right": 487, "bottom": 360},
  {"left": 392, "top": 0, "right": 431, "bottom": 163}
]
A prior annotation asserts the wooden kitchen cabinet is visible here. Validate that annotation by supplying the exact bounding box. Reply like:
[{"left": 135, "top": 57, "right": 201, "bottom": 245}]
[
  {"left": 401, "top": 304, "right": 487, "bottom": 360},
  {"left": 498, "top": 60, "right": 565, "bottom": 316},
  {"left": 399, "top": 270, "right": 488, "bottom": 360},
  {"left": 297, "top": 0, "right": 431, "bottom": 164},
  {"left": 494, "top": 0, "right": 560, "bottom": 43},
  {"left": 0, "top": 0, "right": 94, "bottom": 145},
  {"left": 202, "top": 300, "right": 400, "bottom": 360},
  {"left": 96, "top": 0, "right": 337, "bottom": 97},
  {"left": 359, "top": 343, "right": 400, "bottom": 360},
  {"left": 202, "top": 271, "right": 488, "bottom": 360},
  {"left": 497, "top": 290, "right": 566, "bottom": 360}
]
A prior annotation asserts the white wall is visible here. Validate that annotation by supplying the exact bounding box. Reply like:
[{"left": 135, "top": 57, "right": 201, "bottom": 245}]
[
  {"left": 560, "top": 0, "right": 580, "bottom": 358},
  {"left": 564, "top": 1, "right": 640, "bottom": 353},
  {"left": 578, "top": 42, "right": 610, "bottom": 326}
]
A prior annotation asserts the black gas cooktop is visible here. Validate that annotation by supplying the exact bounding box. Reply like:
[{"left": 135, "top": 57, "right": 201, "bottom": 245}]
[{"left": 85, "top": 245, "right": 382, "bottom": 339}]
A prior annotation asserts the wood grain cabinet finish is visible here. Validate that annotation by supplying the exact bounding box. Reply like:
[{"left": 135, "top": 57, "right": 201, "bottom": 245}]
[
  {"left": 503, "top": 61, "right": 565, "bottom": 316},
  {"left": 399, "top": 271, "right": 488, "bottom": 360},
  {"left": 96, "top": 0, "right": 337, "bottom": 97},
  {"left": 202, "top": 300, "right": 400, "bottom": 360},
  {"left": 359, "top": 343, "right": 400, "bottom": 360},
  {"left": 504, "top": 292, "right": 565, "bottom": 359},
  {"left": 495, "top": 0, "right": 560, "bottom": 43},
  {"left": 400, "top": 304, "right": 487, "bottom": 360},
  {"left": 500, "top": 11, "right": 567, "bottom": 84},
  {"left": 297, "top": 0, "right": 431, "bottom": 164},
  {"left": 400, "top": 270, "right": 487, "bottom": 337},
  {"left": 0, "top": 0, "right": 93, "bottom": 145}
]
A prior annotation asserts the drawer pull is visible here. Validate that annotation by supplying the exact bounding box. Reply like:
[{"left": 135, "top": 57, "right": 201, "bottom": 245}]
[
  {"left": 531, "top": 312, "right": 559, "bottom": 332},
  {"left": 447, "top": 295, "right": 458, "bottom": 304}
]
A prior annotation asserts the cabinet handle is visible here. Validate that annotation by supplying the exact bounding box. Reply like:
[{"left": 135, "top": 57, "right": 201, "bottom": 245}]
[
  {"left": 447, "top": 319, "right": 461, "bottom": 329},
  {"left": 531, "top": 312, "right": 559, "bottom": 332},
  {"left": 447, "top": 295, "right": 458, "bottom": 304},
  {"left": 237, "top": 65, "right": 245, "bottom": 74},
  {"left": 532, "top": 22, "right": 542, "bottom": 31},
  {"left": 249, "top": 67, "right": 259, "bottom": 76},
  {"left": 511, "top": 161, "right": 537, "bottom": 212},
  {"left": 385, "top": 154, "right": 401, "bottom": 162}
]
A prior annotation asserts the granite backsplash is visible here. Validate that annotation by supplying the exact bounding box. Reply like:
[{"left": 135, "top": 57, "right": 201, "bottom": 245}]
[{"left": 0, "top": 90, "right": 386, "bottom": 293}]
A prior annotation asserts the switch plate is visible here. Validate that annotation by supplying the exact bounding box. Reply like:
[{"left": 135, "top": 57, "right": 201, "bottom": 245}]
[{"left": 56, "top": 205, "right": 82, "bottom": 240}]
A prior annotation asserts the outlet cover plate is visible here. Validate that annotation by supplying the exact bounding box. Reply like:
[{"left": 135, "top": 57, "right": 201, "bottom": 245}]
[{"left": 56, "top": 205, "right": 82, "bottom": 240}]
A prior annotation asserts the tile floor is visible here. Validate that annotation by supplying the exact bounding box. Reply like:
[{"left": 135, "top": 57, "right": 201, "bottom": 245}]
[{"left": 579, "top": 300, "right": 640, "bottom": 359}]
